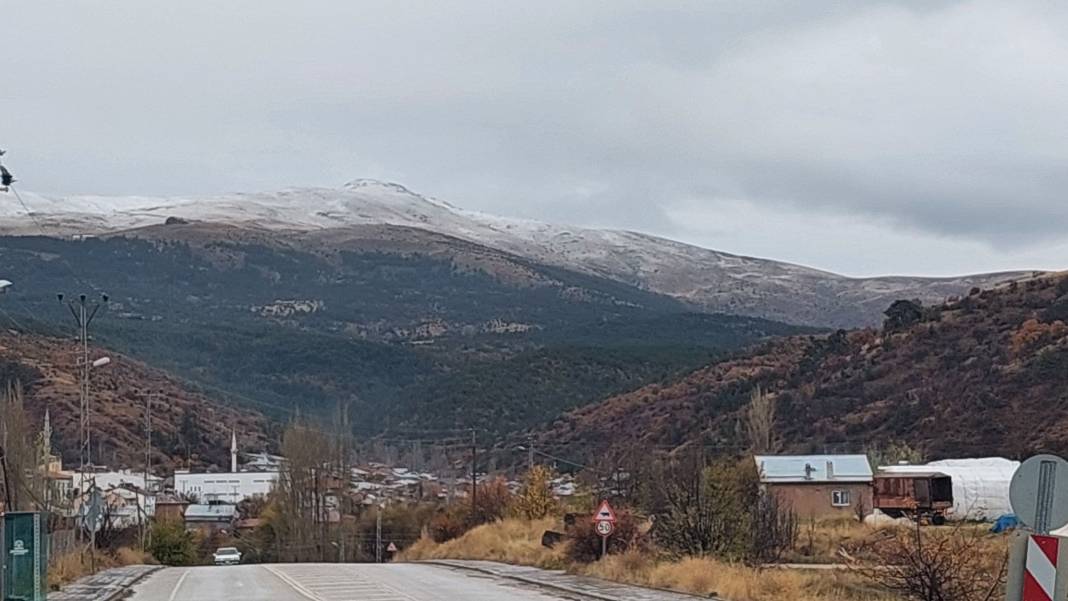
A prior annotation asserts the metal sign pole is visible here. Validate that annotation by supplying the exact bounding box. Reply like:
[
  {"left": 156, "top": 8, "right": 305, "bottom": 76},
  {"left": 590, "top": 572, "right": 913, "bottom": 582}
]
[
  {"left": 0, "top": 514, "right": 5, "bottom": 601},
  {"left": 593, "top": 499, "right": 616, "bottom": 561},
  {"left": 1007, "top": 455, "right": 1068, "bottom": 601}
]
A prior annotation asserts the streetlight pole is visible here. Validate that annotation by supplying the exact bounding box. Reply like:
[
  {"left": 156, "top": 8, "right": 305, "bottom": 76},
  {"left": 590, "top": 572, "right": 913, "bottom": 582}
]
[
  {"left": 0, "top": 279, "right": 12, "bottom": 511},
  {"left": 58, "top": 292, "right": 107, "bottom": 562},
  {"left": 58, "top": 293, "right": 107, "bottom": 475},
  {"left": 375, "top": 505, "right": 383, "bottom": 563}
]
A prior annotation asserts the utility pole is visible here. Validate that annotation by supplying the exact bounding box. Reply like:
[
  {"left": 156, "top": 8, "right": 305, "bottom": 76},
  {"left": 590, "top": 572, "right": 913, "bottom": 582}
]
[
  {"left": 142, "top": 390, "right": 153, "bottom": 550},
  {"left": 470, "top": 429, "right": 477, "bottom": 515},
  {"left": 0, "top": 441, "right": 14, "bottom": 511},
  {"left": 375, "top": 506, "right": 383, "bottom": 563},
  {"left": 528, "top": 436, "right": 534, "bottom": 471},
  {"left": 145, "top": 391, "right": 153, "bottom": 489},
  {"left": 59, "top": 292, "right": 107, "bottom": 562}
]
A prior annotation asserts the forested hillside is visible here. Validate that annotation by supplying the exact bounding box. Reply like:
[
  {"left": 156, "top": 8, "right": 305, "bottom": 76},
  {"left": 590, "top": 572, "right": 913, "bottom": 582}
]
[
  {"left": 535, "top": 273, "right": 1068, "bottom": 461},
  {"left": 0, "top": 332, "right": 267, "bottom": 469},
  {"left": 0, "top": 229, "right": 810, "bottom": 438}
]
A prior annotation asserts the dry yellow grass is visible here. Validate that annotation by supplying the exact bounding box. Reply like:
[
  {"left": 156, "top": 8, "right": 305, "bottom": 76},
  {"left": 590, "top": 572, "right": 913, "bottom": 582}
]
[
  {"left": 399, "top": 518, "right": 566, "bottom": 569},
  {"left": 115, "top": 546, "right": 156, "bottom": 565},
  {"left": 399, "top": 518, "right": 910, "bottom": 601},
  {"left": 48, "top": 550, "right": 118, "bottom": 590},
  {"left": 580, "top": 552, "right": 898, "bottom": 601},
  {"left": 48, "top": 545, "right": 155, "bottom": 591},
  {"left": 790, "top": 517, "right": 876, "bottom": 563}
]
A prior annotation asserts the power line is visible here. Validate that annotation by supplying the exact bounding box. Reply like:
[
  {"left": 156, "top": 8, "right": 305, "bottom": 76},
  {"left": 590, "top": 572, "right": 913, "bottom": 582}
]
[
  {"left": 0, "top": 304, "right": 26, "bottom": 331},
  {"left": 9, "top": 298, "right": 68, "bottom": 337},
  {"left": 9, "top": 184, "right": 105, "bottom": 295},
  {"left": 8, "top": 186, "right": 46, "bottom": 234},
  {"left": 531, "top": 447, "right": 593, "bottom": 471}
]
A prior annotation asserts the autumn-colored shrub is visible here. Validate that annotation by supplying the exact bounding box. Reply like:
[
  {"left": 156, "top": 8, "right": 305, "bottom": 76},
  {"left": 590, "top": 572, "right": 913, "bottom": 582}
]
[
  {"left": 428, "top": 478, "right": 516, "bottom": 543},
  {"left": 470, "top": 477, "right": 513, "bottom": 525},
  {"left": 1011, "top": 318, "right": 1068, "bottom": 356},
  {"left": 512, "top": 466, "right": 559, "bottom": 520},
  {"left": 429, "top": 506, "right": 470, "bottom": 543}
]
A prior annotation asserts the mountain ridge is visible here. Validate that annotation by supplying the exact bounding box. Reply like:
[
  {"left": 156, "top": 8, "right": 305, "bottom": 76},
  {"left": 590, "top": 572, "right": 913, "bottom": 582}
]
[{"left": 1, "top": 181, "right": 1035, "bottom": 328}]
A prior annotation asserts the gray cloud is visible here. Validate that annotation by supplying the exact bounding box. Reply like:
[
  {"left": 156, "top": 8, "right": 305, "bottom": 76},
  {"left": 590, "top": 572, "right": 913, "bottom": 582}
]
[{"left": 3, "top": 0, "right": 1067, "bottom": 275}]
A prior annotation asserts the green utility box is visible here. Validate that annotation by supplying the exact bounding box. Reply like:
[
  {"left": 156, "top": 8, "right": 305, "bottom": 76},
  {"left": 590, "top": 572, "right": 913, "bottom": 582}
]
[{"left": 1, "top": 512, "right": 48, "bottom": 601}]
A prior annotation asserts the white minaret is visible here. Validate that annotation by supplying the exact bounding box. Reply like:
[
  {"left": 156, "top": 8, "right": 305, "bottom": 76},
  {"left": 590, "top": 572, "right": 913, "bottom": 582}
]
[
  {"left": 43, "top": 409, "right": 52, "bottom": 451},
  {"left": 230, "top": 429, "right": 238, "bottom": 473}
]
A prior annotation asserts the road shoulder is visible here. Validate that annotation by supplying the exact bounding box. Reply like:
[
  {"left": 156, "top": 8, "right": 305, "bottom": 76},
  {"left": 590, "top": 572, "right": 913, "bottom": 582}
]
[{"left": 51, "top": 565, "right": 162, "bottom": 601}]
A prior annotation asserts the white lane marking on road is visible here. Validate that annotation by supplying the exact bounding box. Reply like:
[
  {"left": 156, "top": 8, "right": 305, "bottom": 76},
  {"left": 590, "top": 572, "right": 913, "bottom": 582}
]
[
  {"left": 262, "top": 565, "right": 321, "bottom": 600},
  {"left": 271, "top": 564, "right": 422, "bottom": 601},
  {"left": 167, "top": 570, "right": 190, "bottom": 601},
  {"left": 341, "top": 565, "right": 421, "bottom": 601}
]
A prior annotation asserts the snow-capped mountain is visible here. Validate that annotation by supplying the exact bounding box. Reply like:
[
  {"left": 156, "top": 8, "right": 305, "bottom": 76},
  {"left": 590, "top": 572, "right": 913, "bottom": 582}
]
[{"left": 0, "top": 180, "right": 1033, "bottom": 327}]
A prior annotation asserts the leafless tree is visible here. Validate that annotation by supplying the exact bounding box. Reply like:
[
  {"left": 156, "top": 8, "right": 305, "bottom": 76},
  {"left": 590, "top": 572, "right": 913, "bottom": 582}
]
[
  {"left": 0, "top": 383, "right": 44, "bottom": 511},
  {"left": 745, "top": 385, "right": 778, "bottom": 454},
  {"left": 851, "top": 522, "right": 1007, "bottom": 601},
  {"left": 270, "top": 417, "right": 335, "bottom": 562},
  {"left": 651, "top": 455, "right": 796, "bottom": 563},
  {"left": 750, "top": 488, "right": 798, "bottom": 563}
]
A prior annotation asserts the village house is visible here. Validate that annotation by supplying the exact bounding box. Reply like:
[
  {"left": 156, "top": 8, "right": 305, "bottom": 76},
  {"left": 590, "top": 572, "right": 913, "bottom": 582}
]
[
  {"left": 754, "top": 454, "right": 873, "bottom": 519},
  {"left": 153, "top": 492, "right": 190, "bottom": 523}
]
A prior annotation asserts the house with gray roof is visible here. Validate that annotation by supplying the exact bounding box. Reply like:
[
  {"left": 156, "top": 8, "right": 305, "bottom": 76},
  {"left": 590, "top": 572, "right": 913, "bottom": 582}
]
[
  {"left": 754, "top": 454, "right": 873, "bottom": 519},
  {"left": 184, "top": 503, "right": 237, "bottom": 533}
]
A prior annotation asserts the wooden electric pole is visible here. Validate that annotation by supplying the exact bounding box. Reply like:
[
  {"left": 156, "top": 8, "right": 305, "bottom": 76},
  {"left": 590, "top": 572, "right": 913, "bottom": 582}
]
[{"left": 470, "top": 429, "right": 477, "bottom": 514}]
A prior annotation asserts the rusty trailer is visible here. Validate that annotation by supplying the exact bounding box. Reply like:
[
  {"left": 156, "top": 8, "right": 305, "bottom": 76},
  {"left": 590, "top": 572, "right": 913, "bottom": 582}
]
[{"left": 873, "top": 470, "right": 953, "bottom": 524}]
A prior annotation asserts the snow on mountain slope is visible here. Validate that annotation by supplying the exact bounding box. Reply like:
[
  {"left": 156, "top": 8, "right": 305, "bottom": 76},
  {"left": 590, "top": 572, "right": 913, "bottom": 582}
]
[{"left": 0, "top": 180, "right": 1034, "bottom": 327}]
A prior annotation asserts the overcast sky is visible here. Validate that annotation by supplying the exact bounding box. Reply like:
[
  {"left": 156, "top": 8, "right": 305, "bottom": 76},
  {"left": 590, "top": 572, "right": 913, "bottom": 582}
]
[{"left": 4, "top": 1, "right": 1067, "bottom": 276}]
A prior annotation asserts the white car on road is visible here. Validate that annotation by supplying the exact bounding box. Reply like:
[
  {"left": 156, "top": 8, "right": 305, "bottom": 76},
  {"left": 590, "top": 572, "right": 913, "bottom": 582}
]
[{"left": 213, "top": 547, "right": 242, "bottom": 566}]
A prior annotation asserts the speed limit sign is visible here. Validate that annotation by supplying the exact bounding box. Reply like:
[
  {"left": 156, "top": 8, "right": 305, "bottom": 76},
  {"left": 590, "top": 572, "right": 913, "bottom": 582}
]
[{"left": 595, "top": 520, "right": 614, "bottom": 536}]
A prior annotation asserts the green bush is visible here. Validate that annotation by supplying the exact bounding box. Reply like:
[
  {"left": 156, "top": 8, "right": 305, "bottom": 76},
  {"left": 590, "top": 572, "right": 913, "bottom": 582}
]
[{"left": 148, "top": 520, "right": 198, "bottom": 566}]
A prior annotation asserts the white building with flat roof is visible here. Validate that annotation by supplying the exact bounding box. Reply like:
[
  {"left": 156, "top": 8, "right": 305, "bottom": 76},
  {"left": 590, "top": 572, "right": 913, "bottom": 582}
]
[
  {"left": 174, "top": 470, "right": 278, "bottom": 503},
  {"left": 74, "top": 470, "right": 163, "bottom": 494},
  {"left": 172, "top": 430, "right": 281, "bottom": 503}
]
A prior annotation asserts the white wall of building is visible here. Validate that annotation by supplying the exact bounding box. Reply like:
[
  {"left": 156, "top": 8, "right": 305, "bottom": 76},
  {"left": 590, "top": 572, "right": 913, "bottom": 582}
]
[
  {"left": 74, "top": 470, "right": 161, "bottom": 493},
  {"left": 174, "top": 471, "right": 278, "bottom": 503}
]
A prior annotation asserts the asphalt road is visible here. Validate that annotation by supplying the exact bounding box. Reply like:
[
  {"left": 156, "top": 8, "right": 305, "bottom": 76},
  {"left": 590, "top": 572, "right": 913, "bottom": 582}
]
[{"left": 128, "top": 563, "right": 583, "bottom": 601}]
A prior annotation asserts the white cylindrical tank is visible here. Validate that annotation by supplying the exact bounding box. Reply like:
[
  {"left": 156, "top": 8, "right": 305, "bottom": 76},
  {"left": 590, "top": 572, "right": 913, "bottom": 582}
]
[{"left": 878, "top": 457, "right": 1019, "bottom": 521}]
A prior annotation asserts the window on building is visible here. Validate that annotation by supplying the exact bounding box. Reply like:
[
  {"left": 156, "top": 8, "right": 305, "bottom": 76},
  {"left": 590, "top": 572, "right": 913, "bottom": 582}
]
[{"left": 831, "top": 490, "right": 851, "bottom": 507}]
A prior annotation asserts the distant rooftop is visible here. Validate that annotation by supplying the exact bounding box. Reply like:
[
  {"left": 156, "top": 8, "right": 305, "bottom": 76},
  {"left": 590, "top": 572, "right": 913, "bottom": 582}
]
[
  {"left": 754, "top": 454, "right": 873, "bottom": 483},
  {"left": 185, "top": 504, "right": 237, "bottom": 520}
]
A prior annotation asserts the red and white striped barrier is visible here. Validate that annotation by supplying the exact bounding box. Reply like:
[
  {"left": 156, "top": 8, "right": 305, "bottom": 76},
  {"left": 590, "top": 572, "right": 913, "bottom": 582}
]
[{"left": 1024, "top": 535, "right": 1059, "bottom": 601}]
